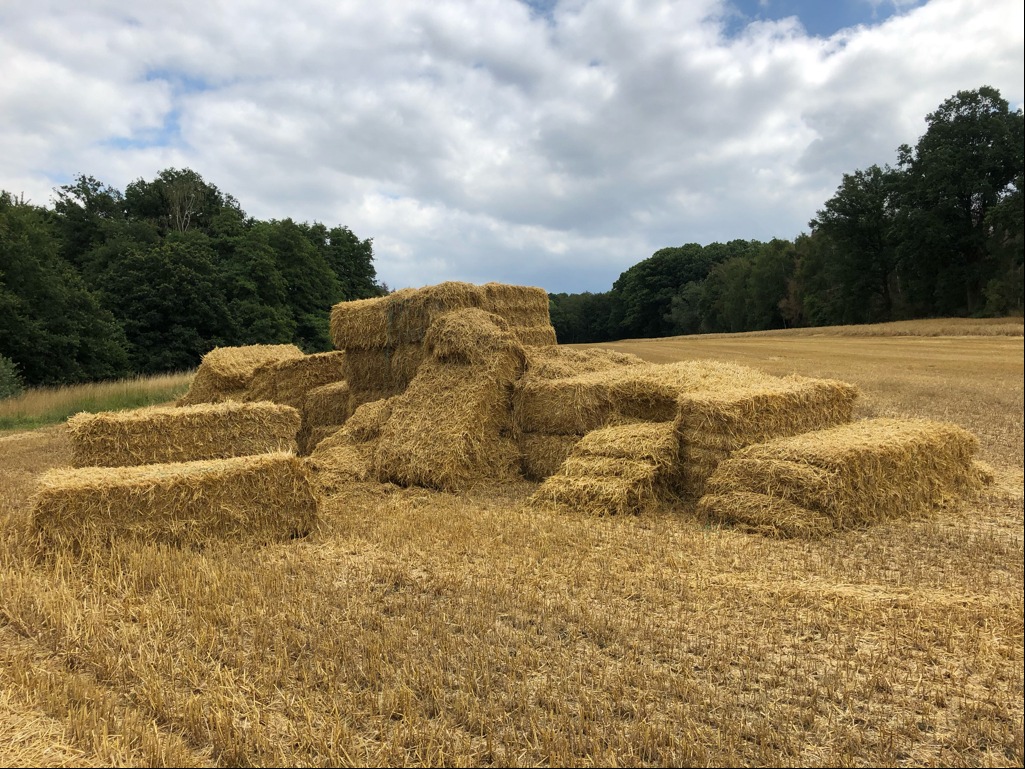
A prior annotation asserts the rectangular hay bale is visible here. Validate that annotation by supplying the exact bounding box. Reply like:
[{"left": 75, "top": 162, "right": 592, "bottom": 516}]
[
  {"left": 177, "top": 344, "right": 305, "bottom": 405},
  {"left": 331, "top": 282, "right": 553, "bottom": 350},
  {"left": 696, "top": 417, "right": 988, "bottom": 537},
  {"left": 31, "top": 452, "right": 318, "bottom": 548},
  {"left": 243, "top": 351, "right": 346, "bottom": 409},
  {"left": 530, "top": 422, "right": 678, "bottom": 515},
  {"left": 514, "top": 360, "right": 785, "bottom": 435},
  {"left": 67, "top": 401, "right": 301, "bottom": 467},
  {"left": 675, "top": 376, "right": 859, "bottom": 497}
]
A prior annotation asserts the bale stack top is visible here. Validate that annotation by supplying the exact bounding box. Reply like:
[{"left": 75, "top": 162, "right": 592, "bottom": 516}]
[{"left": 330, "top": 281, "right": 555, "bottom": 351}]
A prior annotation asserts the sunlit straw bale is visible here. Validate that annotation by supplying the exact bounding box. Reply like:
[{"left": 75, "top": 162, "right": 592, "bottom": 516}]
[
  {"left": 696, "top": 417, "right": 989, "bottom": 537},
  {"left": 177, "top": 344, "right": 304, "bottom": 405},
  {"left": 31, "top": 452, "right": 317, "bottom": 548},
  {"left": 374, "top": 309, "right": 526, "bottom": 491},
  {"left": 531, "top": 422, "right": 678, "bottom": 515},
  {"left": 242, "top": 351, "right": 346, "bottom": 409},
  {"left": 66, "top": 401, "right": 300, "bottom": 467},
  {"left": 675, "top": 376, "right": 860, "bottom": 496},
  {"left": 514, "top": 360, "right": 786, "bottom": 435},
  {"left": 330, "top": 281, "right": 553, "bottom": 350},
  {"left": 522, "top": 346, "right": 646, "bottom": 380}
]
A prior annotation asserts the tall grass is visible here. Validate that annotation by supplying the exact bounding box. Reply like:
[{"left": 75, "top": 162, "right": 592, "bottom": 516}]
[{"left": 0, "top": 372, "right": 194, "bottom": 432}]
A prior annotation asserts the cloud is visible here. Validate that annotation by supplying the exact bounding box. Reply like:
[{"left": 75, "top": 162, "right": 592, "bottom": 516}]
[{"left": 1, "top": 0, "right": 1021, "bottom": 293}]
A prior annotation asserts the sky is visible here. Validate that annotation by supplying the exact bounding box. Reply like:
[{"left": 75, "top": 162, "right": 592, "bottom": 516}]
[{"left": 1, "top": 0, "right": 1022, "bottom": 295}]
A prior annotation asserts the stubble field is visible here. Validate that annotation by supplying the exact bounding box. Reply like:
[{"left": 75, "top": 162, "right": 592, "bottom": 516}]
[{"left": 1, "top": 318, "right": 1022, "bottom": 767}]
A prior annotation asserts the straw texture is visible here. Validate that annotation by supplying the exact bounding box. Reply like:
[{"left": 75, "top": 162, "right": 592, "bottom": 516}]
[
  {"left": 531, "top": 422, "right": 679, "bottom": 515},
  {"left": 696, "top": 417, "right": 989, "bottom": 537},
  {"left": 177, "top": 344, "right": 304, "bottom": 405},
  {"left": 31, "top": 452, "right": 318, "bottom": 548},
  {"left": 66, "top": 401, "right": 301, "bottom": 467}
]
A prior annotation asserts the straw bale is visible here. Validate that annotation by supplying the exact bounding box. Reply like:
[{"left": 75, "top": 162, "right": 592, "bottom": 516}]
[
  {"left": 510, "top": 325, "right": 558, "bottom": 347},
  {"left": 305, "top": 434, "right": 375, "bottom": 492},
  {"left": 302, "top": 380, "right": 352, "bottom": 429},
  {"left": 304, "top": 398, "right": 396, "bottom": 492},
  {"left": 177, "top": 344, "right": 304, "bottom": 405},
  {"left": 342, "top": 345, "right": 424, "bottom": 398},
  {"left": 374, "top": 310, "right": 526, "bottom": 491},
  {"left": 530, "top": 422, "right": 678, "bottom": 515},
  {"left": 423, "top": 308, "right": 515, "bottom": 365},
  {"left": 330, "top": 282, "right": 553, "bottom": 350},
  {"left": 243, "top": 351, "right": 346, "bottom": 409},
  {"left": 523, "top": 347, "right": 645, "bottom": 381},
  {"left": 66, "top": 401, "right": 300, "bottom": 467},
  {"left": 31, "top": 452, "right": 318, "bottom": 548},
  {"left": 520, "top": 433, "right": 581, "bottom": 481},
  {"left": 675, "top": 376, "right": 859, "bottom": 496},
  {"left": 515, "top": 360, "right": 771, "bottom": 435},
  {"left": 340, "top": 397, "right": 396, "bottom": 444},
  {"left": 696, "top": 418, "right": 987, "bottom": 538}
]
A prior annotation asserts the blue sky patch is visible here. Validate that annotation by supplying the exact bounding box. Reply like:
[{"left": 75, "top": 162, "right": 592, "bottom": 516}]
[{"left": 724, "top": 0, "right": 927, "bottom": 38}]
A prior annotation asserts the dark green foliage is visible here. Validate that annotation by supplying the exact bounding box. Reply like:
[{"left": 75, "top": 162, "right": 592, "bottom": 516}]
[
  {"left": 0, "top": 170, "right": 383, "bottom": 386},
  {"left": 0, "top": 353, "right": 24, "bottom": 399},
  {"left": 891, "top": 86, "right": 1023, "bottom": 315},
  {"left": 1, "top": 192, "right": 130, "bottom": 385}
]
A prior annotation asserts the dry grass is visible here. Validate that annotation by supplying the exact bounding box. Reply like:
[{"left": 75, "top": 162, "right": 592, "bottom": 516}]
[
  {"left": 0, "top": 373, "right": 194, "bottom": 432},
  {"left": 1, "top": 319, "right": 1022, "bottom": 767}
]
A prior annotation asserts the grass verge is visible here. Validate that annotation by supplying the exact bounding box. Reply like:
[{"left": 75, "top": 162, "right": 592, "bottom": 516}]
[{"left": 0, "top": 372, "right": 194, "bottom": 432}]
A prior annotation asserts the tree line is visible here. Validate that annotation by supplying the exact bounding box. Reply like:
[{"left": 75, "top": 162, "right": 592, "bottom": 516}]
[
  {"left": 1, "top": 168, "right": 383, "bottom": 390},
  {"left": 550, "top": 86, "right": 1023, "bottom": 344}
]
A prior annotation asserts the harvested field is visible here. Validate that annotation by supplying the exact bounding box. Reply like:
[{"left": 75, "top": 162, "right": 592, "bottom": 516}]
[
  {"left": 30, "top": 452, "right": 317, "bottom": 549},
  {"left": 0, "top": 320, "right": 1021, "bottom": 768},
  {"left": 697, "top": 417, "right": 990, "bottom": 537},
  {"left": 66, "top": 401, "right": 301, "bottom": 467}
]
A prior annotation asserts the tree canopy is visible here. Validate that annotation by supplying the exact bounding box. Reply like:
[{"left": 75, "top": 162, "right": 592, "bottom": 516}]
[
  {"left": 1, "top": 170, "right": 384, "bottom": 386},
  {"left": 549, "top": 86, "right": 1023, "bottom": 344}
]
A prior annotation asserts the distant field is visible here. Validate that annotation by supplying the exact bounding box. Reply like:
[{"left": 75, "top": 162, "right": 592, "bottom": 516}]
[{"left": 1, "top": 320, "right": 1022, "bottom": 767}]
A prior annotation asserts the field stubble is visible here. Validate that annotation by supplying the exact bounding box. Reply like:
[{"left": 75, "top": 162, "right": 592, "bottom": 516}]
[{"left": 0, "top": 324, "right": 1022, "bottom": 767}]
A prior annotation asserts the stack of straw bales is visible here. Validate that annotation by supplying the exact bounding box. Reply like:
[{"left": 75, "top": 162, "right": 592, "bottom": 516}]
[
  {"left": 374, "top": 308, "right": 527, "bottom": 491},
  {"left": 696, "top": 418, "right": 990, "bottom": 538},
  {"left": 674, "top": 374, "right": 860, "bottom": 497},
  {"left": 515, "top": 347, "right": 647, "bottom": 480},
  {"left": 31, "top": 452, "right": 317, "bottom": 548},
  {"left": 177, "top": 344, "right": 304, "bottom": 405},
  {"left": 241, "top": 351, "right": 346, "bottom": 409},
  {"left": 238, "top": 350, "right": 348, "bottom": 454},
  {"left": 531, "top": 421, "right": 679, "bottom": 515},
  {"left": 330, "top": 282, "right": 555, "bottom": 409},
  {"left": 514, "top": 359, "right": 856, "bottom": 489},
  {"left": 66, "top": 401, "right": 301, "bottom": 467}
]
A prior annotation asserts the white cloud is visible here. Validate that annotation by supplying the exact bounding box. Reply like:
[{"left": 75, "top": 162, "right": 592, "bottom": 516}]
[{"left": 1, "top": 0, "right": 1021, "bottom": 293}]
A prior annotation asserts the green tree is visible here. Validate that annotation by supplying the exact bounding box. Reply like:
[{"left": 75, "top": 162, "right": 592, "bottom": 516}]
[
  {"left": 809, "top": 164, "right": 901, "bottom": 323},
  {"left": 96, "top": 233, "right": 234, "bottom": 373},
  {"left": 0, "top": 192, "right": 130, "bottom": 385},
  {"left": 982, "top": 172, "right": 1024, "bottom": 315},
  {"left": 893, "top": 86, "right": 1024, "bottom": 315}
]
